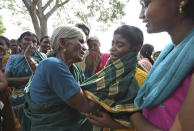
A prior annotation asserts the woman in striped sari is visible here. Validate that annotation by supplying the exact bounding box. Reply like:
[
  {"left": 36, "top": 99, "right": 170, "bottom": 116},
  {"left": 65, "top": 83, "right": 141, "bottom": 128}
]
[{"left": 84, "top": 25, "right": 147, "bottom": 131}]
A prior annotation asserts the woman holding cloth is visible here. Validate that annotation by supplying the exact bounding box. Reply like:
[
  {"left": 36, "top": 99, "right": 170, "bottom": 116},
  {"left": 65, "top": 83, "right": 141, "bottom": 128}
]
[{"left": 24, "top": 26, "right": 97, "bottom": 131}]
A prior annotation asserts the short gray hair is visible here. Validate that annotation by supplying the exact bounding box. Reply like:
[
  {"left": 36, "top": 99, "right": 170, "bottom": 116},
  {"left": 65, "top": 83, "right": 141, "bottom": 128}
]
[{"left": 50, "top": 26, "right": 85, "bottom": 54}]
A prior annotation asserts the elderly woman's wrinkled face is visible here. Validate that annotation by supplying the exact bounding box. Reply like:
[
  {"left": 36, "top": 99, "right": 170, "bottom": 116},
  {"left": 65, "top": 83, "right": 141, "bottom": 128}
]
[
  {"left": 0, "top": 38, "right": 7, "bottom": 57},
  {"left": 65, "top": 35, "right": 86, "bottom": 63},
  {"left": 20, "top": 35, "right": 38, "bottom": 51},
  {"left": 110, "top": 34, "right": 131, "bottom": 62},
  {"left": 139, "top": 0, "right": 178, "bottom": 33}
]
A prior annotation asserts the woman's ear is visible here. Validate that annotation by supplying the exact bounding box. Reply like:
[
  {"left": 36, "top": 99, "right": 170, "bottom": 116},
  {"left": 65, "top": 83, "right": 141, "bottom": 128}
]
[
  {"left": 59, "top": 38, "right": 67, "bottom": 49},
  {"left": 131, "top": 46, "right": 142, "bottom": 52}
]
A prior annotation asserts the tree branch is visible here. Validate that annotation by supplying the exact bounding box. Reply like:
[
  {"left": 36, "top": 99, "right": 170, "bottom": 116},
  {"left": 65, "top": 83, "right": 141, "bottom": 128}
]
[
  {"left": 36, "top": 1, "right": 42, "bottom": 20},
  {"left": 58, "top": 0, "right": 70, "bottom": 7},
  {"left": 22, "top": 0, "right": 31, "bottom": 11},
  {"left": 42, "top": 0, "right": 53, "bottom": 11},
  {"left": 30, "top": 11, "right": 41, "bottom": 38},
  {"left": 31, "top": 0, "right": 39, "bottom": 11},
  {"left": 45, "top": 0, "right": 70, "bottom": 19},
  {"left": 45, "top": 4, "right": 58, "bottom": 19}
]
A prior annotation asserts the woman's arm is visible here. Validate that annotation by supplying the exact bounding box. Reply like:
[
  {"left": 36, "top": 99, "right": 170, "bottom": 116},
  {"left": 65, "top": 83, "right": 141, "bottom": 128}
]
[
  {"left": 130, "top": 112, "right": 162, "bottom": 131},
  {"left": 4, "top": 71, "right": 30, "bottom": 87},
  {"left": 86, "top": 111, "right": 127, "bottom": 129},
  {"left": 0, "top": 70, "right": 7, "bottom": 91},
  {"left": 4, "top": 45, "right": 36, "bottom": 88},
  {"left": 85, "top": 111, "right": 162, "bottom": 131},
  {"left": 65, "top": 89, "right": 99, "bottom": 113},
  {"left": 24, "top": 45, "right": 38, "bottom": 73},
  {"left": 170, "top": 72, "right": 194, "bottom": 131}
]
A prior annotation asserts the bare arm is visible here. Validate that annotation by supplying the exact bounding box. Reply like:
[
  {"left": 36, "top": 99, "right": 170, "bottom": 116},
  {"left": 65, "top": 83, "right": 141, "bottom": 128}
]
[
  {"left": 4, "top": 45, "right": 36, "bottom": 88},
  {"left": 170, "top": 72, "right": 194, "bottom": 131},
  {"left": 24, "top": 55, "right": 38, "bottom": 73},
  {"left": 24, "top": 45, "right": 38, "bottom": 73},
  {"left": 0, "top": 70, "right": 7, "bottom": 91},
  {"left": 4, "top": 71, "right": 30, "bottom": 88},
  {"left": 130, "top": 112, "right": 162, "bottom": 131},
  {"left": 86, "top": 111, "right": 127, "bottom": 129},
  {"left": 85, "top": 111, "right": 162, "bottom": 130},
  {"left": 65, "top": 89, "right": 98, "bottom": 113}
]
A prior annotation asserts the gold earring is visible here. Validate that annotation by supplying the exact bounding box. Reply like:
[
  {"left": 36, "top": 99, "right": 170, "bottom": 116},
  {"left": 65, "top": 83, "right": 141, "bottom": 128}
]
[
  {"left": 179, "top": 1, "right": 185, "bottom": 14},
  {"left": 64, "top": 48, "right": 66, "bottom": 52}
]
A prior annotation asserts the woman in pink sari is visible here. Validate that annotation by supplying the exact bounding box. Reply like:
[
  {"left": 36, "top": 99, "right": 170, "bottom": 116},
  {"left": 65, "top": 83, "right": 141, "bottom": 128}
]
[{"left": 84, "top": 37, "right": 110, "bottom": 79}]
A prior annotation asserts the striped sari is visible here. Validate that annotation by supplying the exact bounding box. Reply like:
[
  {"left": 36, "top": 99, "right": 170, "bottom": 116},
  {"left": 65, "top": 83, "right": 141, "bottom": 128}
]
[{"left": 81, "top": 52, "right": 140, "bottom": 130}]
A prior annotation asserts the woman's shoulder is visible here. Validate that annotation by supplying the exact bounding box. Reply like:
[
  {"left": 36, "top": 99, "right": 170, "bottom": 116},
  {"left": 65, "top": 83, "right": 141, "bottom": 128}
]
[
  {"left": 9, "top": 54, "right": 22, "bottom": 59},
  {"left": 40, "top": 57, "right": 68, "bottom": 69},
  {"left": 7, "top": 54, "right": 23, "bottom": 63}
]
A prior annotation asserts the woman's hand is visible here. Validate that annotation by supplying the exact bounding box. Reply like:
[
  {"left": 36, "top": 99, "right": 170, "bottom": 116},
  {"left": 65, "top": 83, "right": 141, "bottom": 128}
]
[
  {"left": 86, "top": 111, "right": 127, "bottom": 129},
  {"left": 24, "top": 45, "right": 36, "bottom": 58},
  {"left": 24, "top": 45, "right": 38, "bottom": 73}
]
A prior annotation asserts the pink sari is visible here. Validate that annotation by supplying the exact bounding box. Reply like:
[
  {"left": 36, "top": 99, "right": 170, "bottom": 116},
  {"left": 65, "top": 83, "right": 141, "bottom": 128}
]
[
  {"left": 143, "top": 70, "right": 194, "bottom": 131},
  {"left": 96, "top": 53, "right": 110, "bottom": 72}
]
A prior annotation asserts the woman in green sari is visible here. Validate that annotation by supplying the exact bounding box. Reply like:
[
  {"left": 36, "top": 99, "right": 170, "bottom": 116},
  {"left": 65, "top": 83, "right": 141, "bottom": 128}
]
[{"left": 24, "top": 26, "right": 97, "bottom": 131}]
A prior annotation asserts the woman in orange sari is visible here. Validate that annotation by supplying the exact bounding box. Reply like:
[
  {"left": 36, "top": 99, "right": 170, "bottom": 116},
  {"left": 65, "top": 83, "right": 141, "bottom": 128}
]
[{"left": 0, "top": 36, "right": 17, "bottom": 131}]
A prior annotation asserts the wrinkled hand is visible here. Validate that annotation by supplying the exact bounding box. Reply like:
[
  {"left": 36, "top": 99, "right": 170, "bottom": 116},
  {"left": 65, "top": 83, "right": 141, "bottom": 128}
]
[
  {"left": 24, "top": 44, "right": 36, "bottom": 58},
  {"left": 86, "top": 111, "right": 116, "bottom": 128}
]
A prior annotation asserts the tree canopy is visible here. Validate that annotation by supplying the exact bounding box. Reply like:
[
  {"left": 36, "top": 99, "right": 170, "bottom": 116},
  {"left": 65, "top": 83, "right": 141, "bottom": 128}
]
[
  {"left": 0, "top": 0, "right": 129, "bottom": 38},
  {"left": 0, "top": 16, "right": 6, "bottom": 35}
]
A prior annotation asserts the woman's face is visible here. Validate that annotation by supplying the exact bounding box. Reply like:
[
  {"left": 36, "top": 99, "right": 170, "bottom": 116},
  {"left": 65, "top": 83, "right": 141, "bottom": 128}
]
[
  {"left": 10, "top": 41, "right": 18, "bottom": 54},
  {"left": 64, "top": 36, "right": 86, "bottom": 63},
  {"left": 0, "top": 38, "right": 8, "bottom": 56},
  {"left": 110, "top": 34, "right": 131, "bottom": 61},
  {"left": 20, "top": 35, "right": 38, "bottom": 51},
  {"left": 139, "top": 0, "right": 179, "bottom": 33},
  {"left": 87, "top": 40, "right": 100, "bottom": 53},
  {"left": 40, "top": 38, "right": 50, "bottom": 53}
]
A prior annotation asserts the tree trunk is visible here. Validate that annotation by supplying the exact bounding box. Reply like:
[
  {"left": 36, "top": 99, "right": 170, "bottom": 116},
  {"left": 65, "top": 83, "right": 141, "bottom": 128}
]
[
  {"left": 40, "top": 17, "right": 48, "bottom": 38},
  {"left": 30, "top": 11, "right": 41, "bottom": 39}
]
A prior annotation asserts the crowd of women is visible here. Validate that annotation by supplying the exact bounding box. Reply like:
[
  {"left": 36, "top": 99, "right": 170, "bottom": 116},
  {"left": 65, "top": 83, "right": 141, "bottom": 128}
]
[{"left": 0, "top": 0, "right": 194, "bottom": 131}]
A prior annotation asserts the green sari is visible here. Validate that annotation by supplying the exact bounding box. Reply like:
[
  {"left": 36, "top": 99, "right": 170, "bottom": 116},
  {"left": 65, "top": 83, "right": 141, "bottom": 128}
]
[
  {"left": 81, "top": 52, "right": 140, "bottom": 128},
  {"left": 24, "top": 64, "right": 91, "bottom": 131}
]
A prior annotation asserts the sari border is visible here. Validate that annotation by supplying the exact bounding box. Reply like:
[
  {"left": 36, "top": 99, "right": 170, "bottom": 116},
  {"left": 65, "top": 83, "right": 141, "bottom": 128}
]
[
  {"left": 114, "top": 119, "right": 133, "bottom": 128},
  {"left": 84, "top": 91, "right": 139, "bottom": 113}
]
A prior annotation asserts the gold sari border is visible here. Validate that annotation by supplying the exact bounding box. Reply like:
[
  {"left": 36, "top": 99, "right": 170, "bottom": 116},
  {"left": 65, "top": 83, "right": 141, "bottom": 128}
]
[{"left": 84, "top": 91, "right": 140, "bottom": 113}]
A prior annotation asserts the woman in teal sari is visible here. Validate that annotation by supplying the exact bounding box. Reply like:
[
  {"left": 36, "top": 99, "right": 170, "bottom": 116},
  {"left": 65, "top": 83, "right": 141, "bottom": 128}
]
[{"left": 5, "top": 31, "right": 45, "bottom": 131}]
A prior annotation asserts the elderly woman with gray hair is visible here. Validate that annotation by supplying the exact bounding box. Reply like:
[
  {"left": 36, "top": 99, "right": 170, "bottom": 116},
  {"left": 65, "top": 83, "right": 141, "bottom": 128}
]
[{"left": 24, "top": 26, "right": 97, "bottom": 131}]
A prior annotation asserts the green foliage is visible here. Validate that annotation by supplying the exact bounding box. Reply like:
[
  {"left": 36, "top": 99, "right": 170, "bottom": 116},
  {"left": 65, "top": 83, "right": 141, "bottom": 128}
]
[
  {"left": 3, "top": 0, "right": 129, "bottom": 24},
  {"left": 73, "top": 0, "right": 128, "bottom": 25},
  {"left": 0, "top": 0, "right": 16, "bottom": 9},
  {"left": 0, "top": 0, "right": 130, "bottom": 33},
  {"left": 0, "top": 16, "right": 6, "bottom": 35}
]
